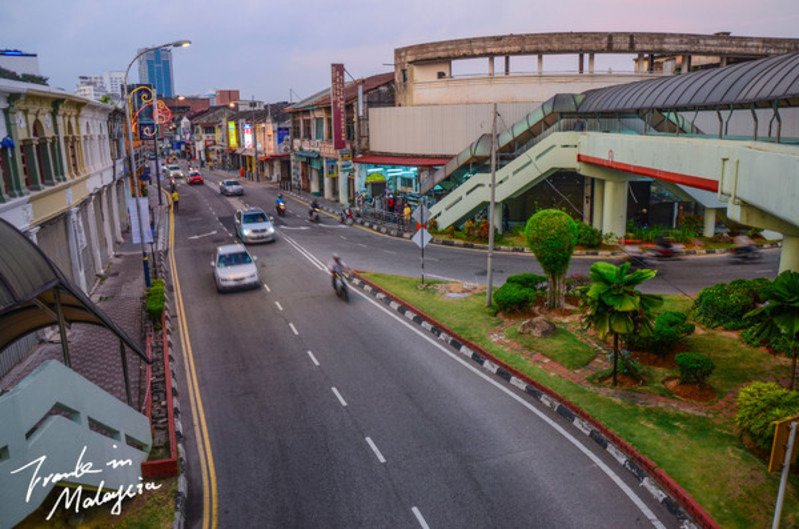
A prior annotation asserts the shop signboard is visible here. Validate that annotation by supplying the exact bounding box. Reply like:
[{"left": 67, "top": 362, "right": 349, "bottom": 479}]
[
  {"left": 243, "top": 123, "right": 253, "bottom": 149},
  {"left": 227, "top": 121, "right": 238, "bottom": 149},
  {"left": 325, "top": 158, "right": 338, "bottom": 178},
  {"left": 331, "top": 63, "right": 346, "bottom": 150},
  {"left": 339, "top": 149, "right": 353, "bottom": 172}
]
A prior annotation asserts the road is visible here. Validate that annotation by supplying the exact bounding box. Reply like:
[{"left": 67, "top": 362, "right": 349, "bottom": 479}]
[{"left": 169, "top": 167, "right": 777, "bottom": 528}]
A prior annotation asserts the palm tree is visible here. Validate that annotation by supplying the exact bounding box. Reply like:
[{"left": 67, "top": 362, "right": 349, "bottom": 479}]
[
  {"left": 580, "top": 261, "right": 663, "bottom": 385},
  {"left": 745, "top": 270, "right": 799, "bottom": 390}
]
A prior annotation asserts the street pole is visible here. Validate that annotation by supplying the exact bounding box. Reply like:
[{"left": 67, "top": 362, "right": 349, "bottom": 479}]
[
  {"left": 153, "top": 90, "right": 162, "bottom": 205},
  {"left": 486, "top": 103, "right": 497, "bottom": 307},
  {"left": 252, "top": 97, "right": 259, "bottom": 182},
  {"left": 122, "top": 40, "right": 190, "bottom": 290}
]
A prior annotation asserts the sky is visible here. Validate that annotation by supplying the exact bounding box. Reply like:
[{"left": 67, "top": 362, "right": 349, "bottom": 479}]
[{"left": 4, "top": 0, "right": 799, "bottom": 104}]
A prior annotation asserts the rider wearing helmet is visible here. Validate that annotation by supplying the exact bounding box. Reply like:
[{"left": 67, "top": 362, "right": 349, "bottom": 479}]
[{"left": 328, "top": 252, "right": 350, "bottom": 289}]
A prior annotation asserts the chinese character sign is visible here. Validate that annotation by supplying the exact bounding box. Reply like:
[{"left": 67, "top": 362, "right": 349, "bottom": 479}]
[{"left": 331, "top": 64, "right": 346, "bottom": 150}]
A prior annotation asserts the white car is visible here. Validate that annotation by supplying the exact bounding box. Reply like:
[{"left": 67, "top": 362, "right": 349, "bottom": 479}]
[
  {"left": 163, "top": 164, "right": 184, "bottom": 181},
  {"left": 211, "top": 244, "right": 260, "bottom": 292}
]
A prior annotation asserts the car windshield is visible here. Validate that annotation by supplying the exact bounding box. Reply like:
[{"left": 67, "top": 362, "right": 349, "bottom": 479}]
[
  {"left": 223, "top": 181, "right": 239, "bottom": 187},
  {"left": 190, "top": 171, "right": 200, "bottom": 176},
  {"left": 243, "top": 213, "right": 267, "bottom": 223},
  {"left": 167, "top": 165, "right": 179, "bottom": 171},
  {"left": 217, "top": 252, "right": 252, "bottom": 267}
]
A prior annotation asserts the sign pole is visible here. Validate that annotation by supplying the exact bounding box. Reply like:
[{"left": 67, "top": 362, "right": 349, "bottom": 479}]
[{"left": 773, "top": 421, "right": 798, "bottom": 529}]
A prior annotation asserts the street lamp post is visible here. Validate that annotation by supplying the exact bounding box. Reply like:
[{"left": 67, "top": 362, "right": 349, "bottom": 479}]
[
  {"left": 251, "top": 98, "right": 259, "bottom": 182},
  {"left": 123, "top": 39, "right": 190, "bottom": 288}
]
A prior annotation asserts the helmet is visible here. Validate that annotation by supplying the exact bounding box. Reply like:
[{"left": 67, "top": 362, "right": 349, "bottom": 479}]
[
  {"left": 278, "top": 193, "right": 283, "bottom": 198},
  {"left": 332, "top": 252, "right": 340, "bottom": 261}
]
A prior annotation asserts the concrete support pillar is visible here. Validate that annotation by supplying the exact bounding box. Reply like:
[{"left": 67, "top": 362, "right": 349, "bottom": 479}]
[
  {"left": 111, "top": 181, "right": 124, "bottom": 244},
  {"left": 493, "top": 204, "right": 503, "bottom": 235},
  {"left": 588, "top": 53, "right": 595, "bottom": 74},
  {"left": 720, "top": 56, "right": 728, "bottom": 67},
  {"left": 682, "top": 55, "right": 691, "bottom": 74},
  {"left": 636, "top": 53, "right": 644, "bottom": 73},
  {"left": 537, "top": 54, "right": 543, "bottom": 74},
  {"left": 601, "top": 180, "right": 627, "bottom": 241},
  {"left": 504, "top": 56, "right": 510, "bottom": 75},
  {"left": 779, "top": 235, "right": 799, "bottom": 273},
  {"left": 85, "top": 195, "right": 104, "bottom": 276},
  {"left": 578, "top": 53, "right": 584, "bottom": 74},
  {"left": 67, "top": 207, "right": 88, "bottom": 292},
  {"left": 583, "top": 177, "right": 592, "bottom": 225},
  {"left": 703, "top": 208, "right": 717, "bottom": 237},
  {"left": 310, "top": 168, "right": 321, "bottom": 195},
  {"left": 338, "top": 169, "right": 349, "bottom": 206},
  {"left": 100, "top": 187, "right": 115, "bottom": 258},
  {"left": 592, "top": 179, "right": 605, "bottom": 231},
  {"left": 488, "top": 56, "right": 495, "bottom": 77},
  {"left": 323, "top": 174, "right": 334, "bottom": 200}
]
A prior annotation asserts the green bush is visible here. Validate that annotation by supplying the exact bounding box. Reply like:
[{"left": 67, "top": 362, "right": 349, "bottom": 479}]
[
  {"left": 741, "top": 326, "right": 792, "bottom": 354},
  {"left": 576, "top": 221, "right": 602, "bottom": 248},
  {"left": 145, "top": 279, "right": 166, "bottom": 323},
  {"left": 446, "top": 225, "right": 455, "bottom": 237},
  {"left": 565, "top": 274, "right": 591, "bottom": 294},
  {"left": 493, "top": 282, "right": 537, "bottom": 313},
  {"left": 428, "top": 218, "right": 438, "bottom": 232},
  {"left": 675, "top": 353, "right": 715, "bottom": 384},
  {"left": 626, "top": 311, "right": 695, "bottom": 355},
  {"left": 506, "top": 273, "right": 547, "bottom": 291},
  {"left": 464, "top": 219, "right": 476, "bottom": 239},
  {"left": 736, "top": 382, "right": 799, "bottom": 451},
  {"left": 691, "top": 278, "right": 769, "bottom": 330}
]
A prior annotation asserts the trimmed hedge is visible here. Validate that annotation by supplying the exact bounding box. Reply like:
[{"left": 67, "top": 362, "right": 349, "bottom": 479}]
[
  {"left": 675, "top": 353, "right": 715, "bottom": 384},
  {"left": 493, "top": 282, "right": 541, "bottom": 313},
  {"left": 626, "top": 311, "right": 695, "bottom": 355},
  {"left": 576, "top": 221, "right": 602, "bottom": 248},
  {"left": 146, "top": 278, "right": 166, "bottom": 324},
  {"left": 691, "top": 278, "right": 770, "bottom": 330},
  {"left": 506, "top": 273, "right": 547, "bottom": 291},
  {"left": 736, "top": 382, "right": 799, "bottom": 451}
]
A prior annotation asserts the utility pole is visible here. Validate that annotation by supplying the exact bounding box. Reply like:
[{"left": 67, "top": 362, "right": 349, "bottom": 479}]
[{"left": 486, "top": 103, "right": 497, "bottom": 307}]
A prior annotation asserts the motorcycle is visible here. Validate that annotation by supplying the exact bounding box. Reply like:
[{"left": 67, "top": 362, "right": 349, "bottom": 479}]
[
  {"left": 276, "top": 201, "right": 286, "bottom": 217},
  {"left": 650, "top": 239, "right": 685, "bottom": 259},
  {"left": 729, "top": 245, "right": 762, "bottom": 263},
  {"left": 309, "top": 206, "right": 320, "bottom": 223},
  {"left": 339, "top": 207, "right": 354, "bottom": 225},
  {"left": 333, "top": 271, "right": 349, "bottom": 301}
]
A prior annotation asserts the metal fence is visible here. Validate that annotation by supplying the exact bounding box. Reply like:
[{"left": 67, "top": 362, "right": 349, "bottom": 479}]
[{"left": 0, "top": 333, "right": 38, "bottom": 380}]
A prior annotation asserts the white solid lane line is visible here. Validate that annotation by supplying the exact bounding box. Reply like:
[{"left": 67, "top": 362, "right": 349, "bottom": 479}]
[
  {"left": 289, "top": 322, "right": 299, "bottom": 335},
  {"left": 331, "top": 387, "right": 347, "bottom": 407},
  {"left": 263, "top": 283, "right": 271, "bottom": 293},
  {"left": 275, "top": 301, "right": 283, "bottom": 311},
  {"left": 365, "top": 437, "right": 386, "bottom": 464},
  {"left": 307, "top": 350, "right": 320, "bottom": 366},
  {"left": 412, "top": 507, "right": 430, "bottom": 529}
]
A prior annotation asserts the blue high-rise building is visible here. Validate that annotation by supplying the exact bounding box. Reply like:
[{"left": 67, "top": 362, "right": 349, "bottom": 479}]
[{"left": 137, "top": 47, "right": 175, "bottom": 98}]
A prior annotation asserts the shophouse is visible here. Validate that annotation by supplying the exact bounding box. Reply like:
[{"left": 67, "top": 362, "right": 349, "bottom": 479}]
[
  {"left": 286, "top": 72, "right": 394, "bottom": 205},
  {"left": 189, "top": 105, "right": 236, "bottom": 168},
  {"left": 0, "top": 78, "right": 130, "bottom": 367}
]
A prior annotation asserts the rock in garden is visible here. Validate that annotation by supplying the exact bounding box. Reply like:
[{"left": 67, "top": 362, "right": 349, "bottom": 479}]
[{"left": 518, "top": 317, "right": 556, "bottom": 337}]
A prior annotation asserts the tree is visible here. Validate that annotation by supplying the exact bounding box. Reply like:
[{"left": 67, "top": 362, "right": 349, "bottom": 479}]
[
  {"left": 580, "top": 261, "right": 663, "bottom": 386},
  {"left": 524, "top": 209, "right": 578, "bottom": 309},
  {"left": 745, "top": 270, "right": 799, "bottom": 390}
]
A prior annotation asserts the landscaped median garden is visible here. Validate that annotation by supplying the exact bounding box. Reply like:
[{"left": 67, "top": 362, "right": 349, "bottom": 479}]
[
  {"left": 360, "top": 270, "right": 799, "bottom": 528},
  {"left": 359, "top": 209, "right": 799, "bottom": 528}
]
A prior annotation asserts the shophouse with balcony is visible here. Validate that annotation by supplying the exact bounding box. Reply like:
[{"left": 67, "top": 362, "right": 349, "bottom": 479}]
[
  {"left": 286, "top": 72, "right": 394, "bottom": 203},
  {"left": 0, "top": 78, "right": 131, "bottom": 367}
]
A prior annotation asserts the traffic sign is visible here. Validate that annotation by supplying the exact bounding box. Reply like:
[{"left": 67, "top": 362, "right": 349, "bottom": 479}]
[
  {"left": 770, "top": 415, "right": 799, "bottom": 472},
  {"left": 412, "top": 205, "right": 430, "bottom": 225},
  {"left": 412, "top": 227, "right": 432, "bottom": 249}
]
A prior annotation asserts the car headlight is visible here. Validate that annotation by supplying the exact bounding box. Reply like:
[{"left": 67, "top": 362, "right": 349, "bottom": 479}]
[
  {"left": 242, "top": 229, "right": 252, "bottom": 236},
  {"left": 267, "top": 227, "right": 274, "bottom": 234}
]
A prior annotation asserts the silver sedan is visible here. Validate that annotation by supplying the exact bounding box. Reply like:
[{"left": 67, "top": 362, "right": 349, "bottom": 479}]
[{"left": 211, "top": 244, "right": 260, "bottom": 292}]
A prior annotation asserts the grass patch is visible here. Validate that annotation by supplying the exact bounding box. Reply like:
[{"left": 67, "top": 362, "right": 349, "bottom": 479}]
[
  {"left": 506, "top": 325, "right": 596, "bottom": 369},
  {"left": 18, "top": 476, "right": 177, "bottom": 528},
  {"left": 363, "top": 272, "right": 799, "bottom": 529}
]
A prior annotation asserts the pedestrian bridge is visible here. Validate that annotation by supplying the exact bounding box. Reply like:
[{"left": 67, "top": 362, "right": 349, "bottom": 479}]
[{"left": 426, "top": 53, "right": 799, "bottom": 272}]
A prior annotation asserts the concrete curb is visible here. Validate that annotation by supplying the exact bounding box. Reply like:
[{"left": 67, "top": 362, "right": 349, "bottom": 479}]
[{"left": 350, "top": 272, "right": 718, "bottom": 529}]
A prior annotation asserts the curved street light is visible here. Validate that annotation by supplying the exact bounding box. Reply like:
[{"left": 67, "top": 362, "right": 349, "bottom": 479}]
[{"left": 123, "top": 40, "right": 190, "bottom": 288}]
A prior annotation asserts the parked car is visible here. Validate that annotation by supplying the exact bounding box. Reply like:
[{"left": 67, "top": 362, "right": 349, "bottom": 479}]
[
  {"left": 211, "top": 244, "right": 260, "bottom": 292},
  {"left": 235, "top": 207, "right": 276, "bottom": 244},
  {"left": 187, "top": 170, "right": 204, "bottom": 185},
  {"left": 219, "top": 179, "right": 244, "bottom": 196}
]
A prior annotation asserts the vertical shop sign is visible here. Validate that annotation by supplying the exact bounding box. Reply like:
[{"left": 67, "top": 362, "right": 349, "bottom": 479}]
[
  {"left": 331, "top": 63, "right": 346, "bottom": 150},
  {"left": 228, "top": 121, "right": 238, "bottom": 149},
  {"left": 243, "top": 123, "right": 253, "bottom": 149}
]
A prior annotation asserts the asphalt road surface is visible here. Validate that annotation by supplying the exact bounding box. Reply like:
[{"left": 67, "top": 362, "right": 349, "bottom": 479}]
[{"left": 170, "top": 170, "right": 777, "bottom": 528}]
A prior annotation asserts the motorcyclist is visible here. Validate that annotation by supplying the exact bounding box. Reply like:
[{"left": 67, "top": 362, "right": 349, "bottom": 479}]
[
  {"left": 328, "top": 253, "right": 350, "bottom": 290},
  {"left": 275, "top": 193, "right": 286, "bottom": 215},
  {"left": 309, "top": 199, "right": 320, "bottom": 220}
]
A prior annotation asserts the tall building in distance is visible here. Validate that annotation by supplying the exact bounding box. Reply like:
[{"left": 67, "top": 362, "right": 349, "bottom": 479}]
[
  {"left": 137, "top": 47, "right": 175, "bottom": 98},
  {"left": 103, "top": 71, "right": 125, "bottom": 97}
]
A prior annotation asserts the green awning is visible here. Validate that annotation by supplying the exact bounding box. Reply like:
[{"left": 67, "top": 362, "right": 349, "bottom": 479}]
[{"left": 366, "top": 173, "right": 386, "bottom": 183}]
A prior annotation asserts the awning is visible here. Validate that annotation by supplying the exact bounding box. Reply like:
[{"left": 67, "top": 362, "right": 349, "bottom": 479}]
[
  {"left": 295, "top": 150, "right": 320, "bottom": 158},
  {"left": 240, "top": 149, "right": 255, "bottom": 157},
  {"left": 235, "top": 148, "right": 245, "bottom": 155},
  {"left": 365, "top": 173, "right": 386, "bottom": 183},
  {"left": 354, "top": 154, "right": 451, "bottom": 167}
]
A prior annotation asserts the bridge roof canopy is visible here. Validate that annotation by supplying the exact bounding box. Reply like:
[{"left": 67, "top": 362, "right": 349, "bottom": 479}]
[
  {"left": 0, "top": 217, "right": 145, "bottom": 361},
  {"left": 578, "top": 52, "right": 799, "bottom": 113}
]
